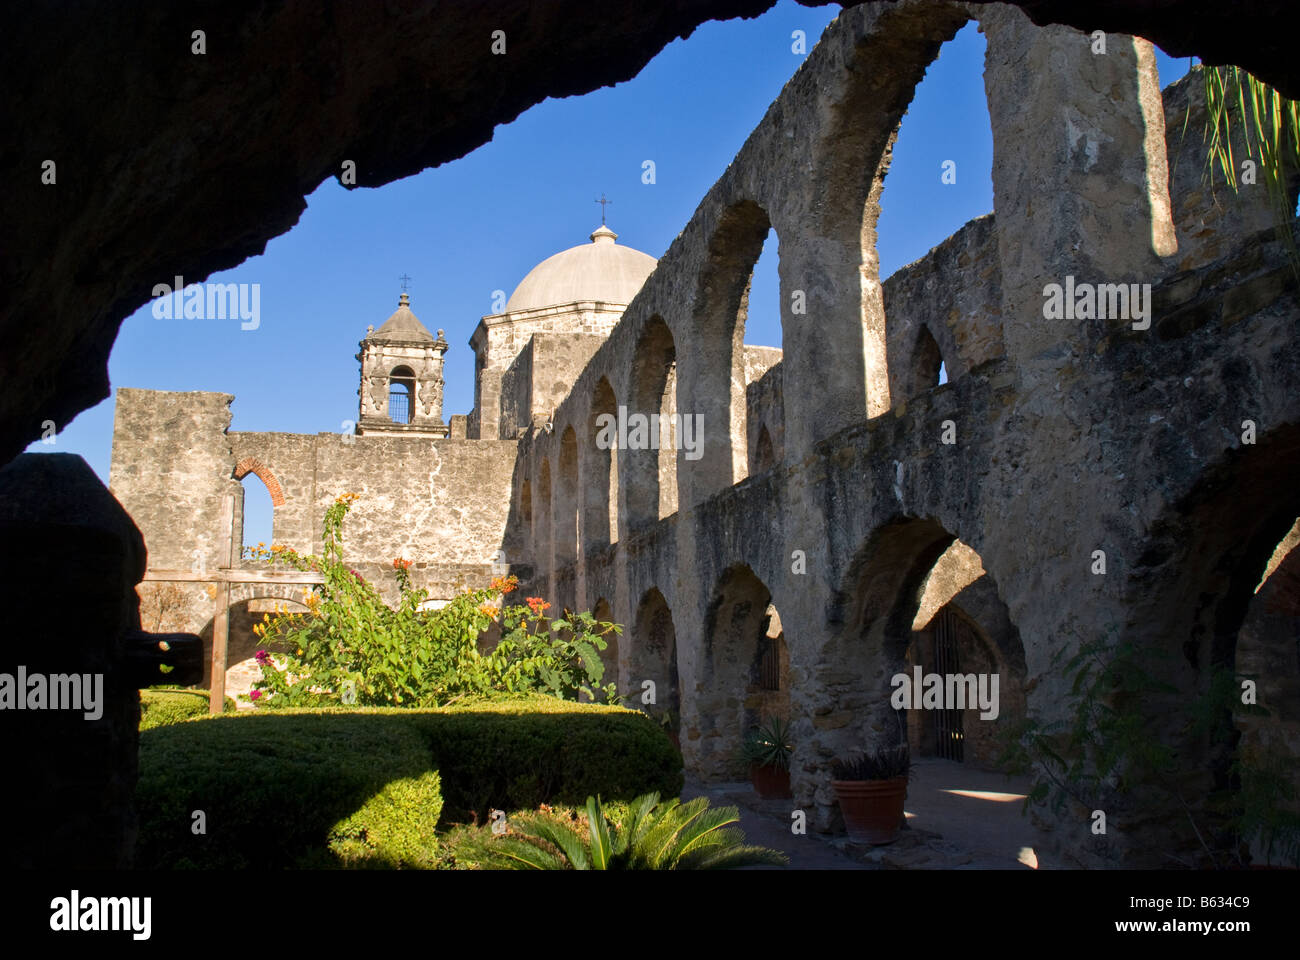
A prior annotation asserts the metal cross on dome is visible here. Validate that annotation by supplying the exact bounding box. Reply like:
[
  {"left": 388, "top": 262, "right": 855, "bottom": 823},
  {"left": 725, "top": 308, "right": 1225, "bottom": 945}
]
[
  {"left": 595, "top": 193, "right": 612, "bottom": 225},
  {"left": 399, "top": 273, "right": 412, "bottom": 292}
]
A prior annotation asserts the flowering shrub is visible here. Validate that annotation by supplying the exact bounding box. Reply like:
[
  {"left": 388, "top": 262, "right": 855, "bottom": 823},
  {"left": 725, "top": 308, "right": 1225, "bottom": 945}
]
[{"left": 248, "top": 494, "right": 621, "bottom": 708}]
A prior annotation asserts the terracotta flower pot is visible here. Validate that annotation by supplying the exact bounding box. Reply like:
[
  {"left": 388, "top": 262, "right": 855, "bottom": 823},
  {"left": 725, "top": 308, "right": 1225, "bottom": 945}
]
[
  {"left": 832, "top": 776, "right": 908, "bottom": 845},
  {"left": 750, "top": 763, "right": 792, "bottom": 799}
]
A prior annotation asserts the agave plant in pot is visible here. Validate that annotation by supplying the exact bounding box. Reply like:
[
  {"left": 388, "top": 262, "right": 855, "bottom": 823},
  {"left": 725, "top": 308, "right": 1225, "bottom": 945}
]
[
  {"left": 831, "top": 743, "right": 912, "bottom": 845},
  {"left": 739, "top": 717, "right": 794, "bottom": 799}
]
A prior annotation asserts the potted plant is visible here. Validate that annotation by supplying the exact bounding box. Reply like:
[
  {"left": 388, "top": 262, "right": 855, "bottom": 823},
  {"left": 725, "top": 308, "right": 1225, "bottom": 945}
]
[
  {"left": 831, "top": 743, "right": 911, "bottom": 845},
  {"left": 740, "top": 717, "right": 793, "bottom": 799}
]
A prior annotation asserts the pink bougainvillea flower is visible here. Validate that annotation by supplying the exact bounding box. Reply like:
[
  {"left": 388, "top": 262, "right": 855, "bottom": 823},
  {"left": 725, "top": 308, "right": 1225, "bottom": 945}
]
[{"left": 250, "top": 690, "right": 262, "bottom": 701}]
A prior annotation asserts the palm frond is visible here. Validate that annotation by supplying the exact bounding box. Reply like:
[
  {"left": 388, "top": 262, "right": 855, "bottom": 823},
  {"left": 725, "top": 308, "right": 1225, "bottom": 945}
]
[
  {"left": 525, "top": 815, "right": 590, "bottom": 870},
  {"left": 586, "top": 795, "right": 614, "bottom": 869},
  {"left": 684, "top": 841, "right": 790, "bottom": 870}
]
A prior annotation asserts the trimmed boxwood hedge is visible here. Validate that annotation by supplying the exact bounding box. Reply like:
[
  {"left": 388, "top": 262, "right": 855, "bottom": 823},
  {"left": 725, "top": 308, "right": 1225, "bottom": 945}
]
[
  {"left": 136, "top": 712, "right": 443, "bottom": 869},
  {"left": 139, "top": 688, "right": 235, "bottom": 730},
  {"left": 134, "top": 697, "right": 682, "bottom": 869},
  {"left": 401, "top": 697, "right": 684, "bottom": 822}
]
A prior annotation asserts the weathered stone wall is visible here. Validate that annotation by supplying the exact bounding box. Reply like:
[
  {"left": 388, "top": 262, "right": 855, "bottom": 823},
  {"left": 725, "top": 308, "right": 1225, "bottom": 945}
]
[
  {"left": 110, "top": 388, "right": 242, "bottom": 644},
  {"left": 110, "top": 390, "right": 520, "bottom": 643},
  {"left": 884, "top": 213, "right": 1004, "bottom": 404},
  {"left": 746, "top": 362, "right": 784, "bottom": 476},
  {"left": 471, "top": 303, "right": 628, "bottom": 439},
  {"left": 1162, "top": 70, "right": 1297, "bottom": 275},
  {"left": 743, "top": 345, "right": 784, "bottom": 476},
  {"left": 498, "top": 332, "right": 607, "bottom": 440}
]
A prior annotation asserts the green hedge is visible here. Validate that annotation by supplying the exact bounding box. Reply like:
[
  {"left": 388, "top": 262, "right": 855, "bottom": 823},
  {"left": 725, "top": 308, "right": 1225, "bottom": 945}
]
[
  {"left": 136, "top": 713, "right": 442, "bottom": 869},
  {"left": 139, "top": 689, "right": 235, "bottom": 730},
  {"left": 401, "top": 698, "right": 683, "bottom": 821},
  {"left": 134, "top": 697, "right": 682, "bottom": 869}
]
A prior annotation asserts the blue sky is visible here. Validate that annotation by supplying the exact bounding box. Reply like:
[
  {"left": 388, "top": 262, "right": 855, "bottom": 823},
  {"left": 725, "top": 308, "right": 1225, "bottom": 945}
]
[{"left": 27, "top": 3, "right": 1188, "bottom": 548}]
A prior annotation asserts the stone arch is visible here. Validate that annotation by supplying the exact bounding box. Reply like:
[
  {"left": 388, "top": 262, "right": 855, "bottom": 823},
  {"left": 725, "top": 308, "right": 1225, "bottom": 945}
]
[
  {"left": 912, "top": 324, "right": 944, "bottom": 394},
  {"left": 777, "top": 5, "right": 976, "bottom": 458},
  {"left": 682, "top": 198, "right": 774, "bottom": 501},
  {"left": 623, "top": 316, "right": 677, "bottom": 531},
  {"left": 696, "top": 564, "right": 787, "bottom": 778},
  {"left": 554, "top": 425, "right": 579, "bottom": 566},
  {"left": 1122, "top": 421, "right": 1300, "bottom": 864},
  {"left": 630, "top": 587, "right": 679, "bottom": 739},
  {"left": 197, "top": 586, "right": 309, "bottom": 689},
  {"left": 824, "top": 516, "right": 960, "bottom": 759},
  {"left": 904, "top": 539, "right": 1027, "bottom": 771},
  {"left": 233, "top": 456, "right": 285, "bottom": 507},
  {"left": 584, "top": 377, "right": 618, "bottom": 551},
  {"left": 1235, "top": 520, "right": 1300, "bottom": 864}
]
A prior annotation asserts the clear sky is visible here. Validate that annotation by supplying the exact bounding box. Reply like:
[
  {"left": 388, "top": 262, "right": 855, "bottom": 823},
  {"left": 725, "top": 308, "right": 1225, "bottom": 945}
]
[{"left": 26, "top": 2, "right": 1188, "bottom": 548}]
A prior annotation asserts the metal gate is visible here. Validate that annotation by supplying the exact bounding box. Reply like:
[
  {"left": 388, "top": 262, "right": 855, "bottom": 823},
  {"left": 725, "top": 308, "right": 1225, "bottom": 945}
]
[
  {"left": 933, "top": 608, "right": 964, "bottom": 762},
  {"left": 388, "top": 386, "right": 411, "bottom": 424}
]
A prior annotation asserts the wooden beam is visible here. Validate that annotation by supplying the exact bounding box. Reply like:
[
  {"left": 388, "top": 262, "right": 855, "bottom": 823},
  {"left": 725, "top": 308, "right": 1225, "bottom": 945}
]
[
  {"left": 209, "top": 495, "right": 234, "bottom": 715},
  {"left": 143, "top": 568, "right": 324, "bottom": 584}
]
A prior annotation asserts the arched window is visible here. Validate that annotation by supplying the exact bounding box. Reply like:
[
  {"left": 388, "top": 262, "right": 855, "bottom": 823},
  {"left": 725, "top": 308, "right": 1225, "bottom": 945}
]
[{"left": 389, "top": 366, "right": 415, "bottom": 424}]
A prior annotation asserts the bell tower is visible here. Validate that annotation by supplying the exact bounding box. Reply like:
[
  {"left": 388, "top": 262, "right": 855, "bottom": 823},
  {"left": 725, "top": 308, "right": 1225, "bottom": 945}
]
[{"left": 356, "top": 289, "right": 450, "bottom": 438}]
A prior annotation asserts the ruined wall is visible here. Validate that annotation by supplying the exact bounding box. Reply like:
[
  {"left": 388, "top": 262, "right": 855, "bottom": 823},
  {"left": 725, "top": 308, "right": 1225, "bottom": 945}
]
[
  {"left": 505, "top": 0, "right": 1300, "bottom": 870},
  {"left": 230, "top": 431, "right": 519, "bottom": 593},
  {"left": 883, "top": 212, "right": 1004, "bottom": 404},
  {"left": 746, "top": 362, "right": 784, "bottom": 476},
  {"left": 110, "top": 388, "right": 520, "bottom": 640},
  {"left": 110, "top": 388, "right": 241, "bottom": 646}
]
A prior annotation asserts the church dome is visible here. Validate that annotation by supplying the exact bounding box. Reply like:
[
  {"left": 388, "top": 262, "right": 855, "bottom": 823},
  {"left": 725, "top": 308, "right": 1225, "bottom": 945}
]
[{"left": 504, "top": 225, "right": 656, "bottom": 313}]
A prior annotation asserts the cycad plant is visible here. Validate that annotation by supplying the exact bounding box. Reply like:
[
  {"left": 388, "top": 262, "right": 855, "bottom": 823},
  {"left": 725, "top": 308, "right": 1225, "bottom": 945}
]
[{"left": 461, "top": 792, "right": 788, "bottom": 870}]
